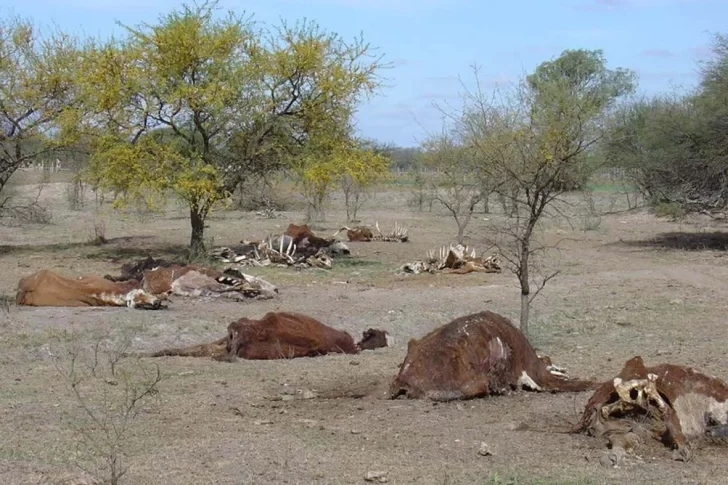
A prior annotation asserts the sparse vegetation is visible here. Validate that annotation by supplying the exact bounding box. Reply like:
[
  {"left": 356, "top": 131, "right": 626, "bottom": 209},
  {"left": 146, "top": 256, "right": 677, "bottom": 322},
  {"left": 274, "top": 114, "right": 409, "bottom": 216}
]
[
  {"left": 51, "top": 331, "right": 163, "bottom": 485},
  {"left": 4, "top": 3, "right": 728, "bottom": 485},
  {"left": 88, "top": 219, "right": 108, "bottom": 245},
  {"left": 444, "top": 50, "right": 636, "bottom": 336},
  {"left": 420, "top": 131, "right": 483, "bottom": 244}
]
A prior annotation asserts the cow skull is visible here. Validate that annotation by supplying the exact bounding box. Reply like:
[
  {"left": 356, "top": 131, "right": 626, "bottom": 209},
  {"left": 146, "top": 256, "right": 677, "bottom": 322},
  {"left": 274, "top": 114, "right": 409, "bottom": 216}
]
[
  {"left": 326, "top": 240, "right": 350, "bottom": 256},
  {"left": 601, "top": 373, "right": 667, "bottom": 420},
  {"left": 306, "top": 250, "right": 333, "bottom": 269}
]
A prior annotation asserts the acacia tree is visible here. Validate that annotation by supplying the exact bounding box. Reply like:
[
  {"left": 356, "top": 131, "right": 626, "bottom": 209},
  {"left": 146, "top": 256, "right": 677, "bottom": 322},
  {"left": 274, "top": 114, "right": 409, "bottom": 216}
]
[
  {"left": 0, "top": 15, "right": 82, "bottom": 195},
  {"left": 82, "top": 2, "right": 385, "bottom": 255},
  {"left": 338, "top": 140, "right": 390, "bottom": 222},
  {"left": 421, "top": 131, "right": 482, "bottom": 244},
  {"left": 460, "top": 50, "right": 635, "bottom": 336},
  {"left": 296, "top": 139, "right": 389, "bottom": 221}
]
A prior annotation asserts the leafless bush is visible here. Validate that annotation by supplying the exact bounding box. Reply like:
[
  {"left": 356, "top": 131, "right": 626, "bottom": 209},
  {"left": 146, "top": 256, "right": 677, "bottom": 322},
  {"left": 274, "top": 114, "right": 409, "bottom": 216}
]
[
  {"left": 406, "top": 171, "right": 435, "bottom": 212},
  {"left": 578, "top": 193, "right": 603, "bottom": 232},
  {"left": 0, "top": 196, "right": 52, "bottom": 226},
  {"left": 0, "top": 178, "right": 53, "bottom": 225},
  {"left": 341, "top": 173, "right": 373, "bottom": 222},
  {"left": 88, "top": 220, "right": 108, "bottom": 245},
  {"left": 234, "top": 176, "right": 293, "bottom": 213},
  {"left": 66, "top": 177, "right": 87, "bottom": 210},
  {"left": 51, "top": 331, "right": 163, "bottom": 485}
]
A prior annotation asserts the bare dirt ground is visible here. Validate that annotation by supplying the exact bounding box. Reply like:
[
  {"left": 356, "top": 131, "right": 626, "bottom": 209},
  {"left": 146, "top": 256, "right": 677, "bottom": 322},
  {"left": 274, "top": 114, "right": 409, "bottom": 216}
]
[{"left": 2, "top": 173, "right": 728, "bottom": 484}]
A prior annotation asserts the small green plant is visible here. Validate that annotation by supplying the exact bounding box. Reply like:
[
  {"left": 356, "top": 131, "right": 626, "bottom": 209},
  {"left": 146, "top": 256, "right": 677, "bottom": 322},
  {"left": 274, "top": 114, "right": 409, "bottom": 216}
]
[{"left": 653, "top": 201, "right": 686, "bottom": 221}]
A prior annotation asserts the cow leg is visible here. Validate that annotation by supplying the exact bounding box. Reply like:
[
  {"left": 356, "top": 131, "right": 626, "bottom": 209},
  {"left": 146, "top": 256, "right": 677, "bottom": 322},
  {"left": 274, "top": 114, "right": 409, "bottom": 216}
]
[{"left": 663, "top": 406, "right": 691, "bottom": 461}]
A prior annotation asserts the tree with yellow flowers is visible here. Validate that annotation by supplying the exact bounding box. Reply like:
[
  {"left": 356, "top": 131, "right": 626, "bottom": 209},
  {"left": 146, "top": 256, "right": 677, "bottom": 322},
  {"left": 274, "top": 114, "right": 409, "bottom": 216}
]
[
  {"left": 337, "top": 141, "right": 390, "bottom": 222},
  {"left": 296, "top": 139, "right": 390, "bottom": 222},
  {"left": 81, "top": 1, "right": 386, "bottom": 256},
  {"left": 0, "top": 16, "right": 82, "bottom": 195}
]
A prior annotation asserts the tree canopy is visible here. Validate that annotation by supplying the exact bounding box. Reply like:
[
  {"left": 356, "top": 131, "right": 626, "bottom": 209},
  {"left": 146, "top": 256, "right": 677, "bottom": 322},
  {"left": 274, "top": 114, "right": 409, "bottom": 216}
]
[
  {"left": 0, "top": 15, "right": 82, "bottom": 194},
  {"left": 452, "top": 50, "right": 636, "bottom": 335},
  {"left": 80, "top": 2, "right": 387, "bottom": 254}
]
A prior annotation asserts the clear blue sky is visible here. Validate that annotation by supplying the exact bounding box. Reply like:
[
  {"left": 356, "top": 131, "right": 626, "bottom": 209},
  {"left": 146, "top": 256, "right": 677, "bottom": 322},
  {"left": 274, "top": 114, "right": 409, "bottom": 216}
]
[{"left": 3, "top": 0, "right": 725, "bottom": 147}]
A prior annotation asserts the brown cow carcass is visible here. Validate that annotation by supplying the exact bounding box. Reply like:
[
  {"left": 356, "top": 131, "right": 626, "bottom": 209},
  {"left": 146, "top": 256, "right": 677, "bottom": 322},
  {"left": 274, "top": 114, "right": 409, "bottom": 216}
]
[
  {"left": 144, "top": 311, "right": 391, "bottom": 360},
  {"left": 574, "top": 356, "right": 728, "bottom": 462},
  {"left": 141, "top": 263, "right": 278, "bottom": 301},
  {"left": 285, "top": 223, "right": 350, "bottom": 256},
  {"left": 16, "top": 269, "right": 165, "bottom": 309},
  {"left": 17, "top": 260, "right": 277, "bottom": 309},
  {"left": 390, "top": 311, "right": 594, "bottom": 401},
  {"left": 104, "top": 256, "right": 181, "bottom": 282},
  {"left": 334, "top": 222, "right": 409, "bottom": 243},
  {"left": 340, "top": 225, "right": 374, "bottom": 241}
]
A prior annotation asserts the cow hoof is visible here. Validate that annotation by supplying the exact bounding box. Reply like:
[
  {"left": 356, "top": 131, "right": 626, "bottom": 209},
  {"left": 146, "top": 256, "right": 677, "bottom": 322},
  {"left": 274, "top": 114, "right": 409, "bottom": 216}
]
[
  {"left": 599, "top": 447, "right": 625, "bottom": 468},
  {"left": 672, "top": 446, "right": 692, "bottom": 462}
]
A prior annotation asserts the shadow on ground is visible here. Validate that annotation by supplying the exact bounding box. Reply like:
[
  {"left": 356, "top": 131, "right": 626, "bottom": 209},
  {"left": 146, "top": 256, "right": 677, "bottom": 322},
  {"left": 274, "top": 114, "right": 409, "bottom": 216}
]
[
  {"left": 0, "top": 235, "right": 189, "bottom": 262},
  {"left": 622, "top": 231, "right": 728, "bottom": 251}
]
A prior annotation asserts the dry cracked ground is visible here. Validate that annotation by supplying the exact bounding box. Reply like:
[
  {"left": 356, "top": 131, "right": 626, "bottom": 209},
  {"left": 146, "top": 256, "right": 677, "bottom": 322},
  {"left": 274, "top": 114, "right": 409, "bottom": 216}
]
[{"left": 2, "top": 173, "right": 728, "bottom": 484}]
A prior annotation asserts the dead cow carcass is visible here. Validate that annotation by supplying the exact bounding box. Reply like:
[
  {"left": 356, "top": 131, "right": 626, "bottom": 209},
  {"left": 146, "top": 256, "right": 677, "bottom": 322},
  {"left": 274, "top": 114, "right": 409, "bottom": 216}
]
[
  {"left": 390, "top": 311, "right": 594, "bottom": 401},
  {"left": 144, "top": 311, "right": 391, "bottom": 360},
  {"left": 399, "top": 244, "right": 501, "bottom": 275},
  {"left": 574, "top": 356, "right": 728, "bottom": 461},
  {"left": 285, "top": 223, "right": 350, "bottom": 256},
  {"left": 16, "top": 269, "right": 165, "bottom": 309},
  {"left": 334, "top": 221, "right": 409, "bottom": 243},
  {"left": 141, "top": 264, "right": 278, "bottom": 301}
]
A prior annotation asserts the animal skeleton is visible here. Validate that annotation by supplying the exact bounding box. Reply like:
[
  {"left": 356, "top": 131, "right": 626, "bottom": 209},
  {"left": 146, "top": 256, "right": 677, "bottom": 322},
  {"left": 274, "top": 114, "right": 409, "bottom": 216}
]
[
  {"left": 374, "top": 221, "right": 409, "bottom": 242},
  {"left": 212, "top": 234, "right": 333, "bottom": 269},
  {"left": 333, "top": 221, "right": 409, "bottom": 242},
  {"left": 400, "top": 244, "right": 502, "bottom": 275}
]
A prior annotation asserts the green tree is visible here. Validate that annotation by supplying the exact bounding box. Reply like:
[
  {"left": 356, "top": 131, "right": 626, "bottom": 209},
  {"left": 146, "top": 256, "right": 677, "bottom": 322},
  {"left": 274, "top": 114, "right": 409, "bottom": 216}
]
[
  {"left": 603, "top": 34, "right": 728, "bottom": 214},
  {"left": 461, "top": 51, "right": 635, "bottom": 336},
  {"left": 0, "top": 15, "right": 82, "bottom": 195},
  {"left": 82, "top": 2, "right": 385, "bottom": 255}
]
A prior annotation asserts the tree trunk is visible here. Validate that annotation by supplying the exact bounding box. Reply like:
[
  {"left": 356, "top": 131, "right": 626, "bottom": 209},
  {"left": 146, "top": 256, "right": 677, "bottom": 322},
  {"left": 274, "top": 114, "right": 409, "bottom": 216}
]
[
  {"left": 520, "top": 291, "right": 530, "bottom": 338},
  {"left": 518, "top": 221, "right": 535, "bottom": 337},
  {"left": 344, "top": 187, "right": 352, "bottom": 222},
  {"left": 0, "top": 157, "right": 19, "bottom": 195},
  {"left": 456, "top": 221, "right": 465, "bottom": 245},
  {"left": 189, "top": 208, "right": 207, "bottom": 258},
  {"left": 519, "top": 251, "right": 530, "bottom": 336},
  {"left": 351, "top": 192, "right": 360, "bottom": 222}
]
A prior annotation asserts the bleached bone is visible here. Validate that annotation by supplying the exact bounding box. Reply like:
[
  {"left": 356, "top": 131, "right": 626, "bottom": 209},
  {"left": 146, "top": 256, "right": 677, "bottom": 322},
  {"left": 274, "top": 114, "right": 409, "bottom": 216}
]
[{"left": 601, "top": 373, "right": 668, "bottom": 420}]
